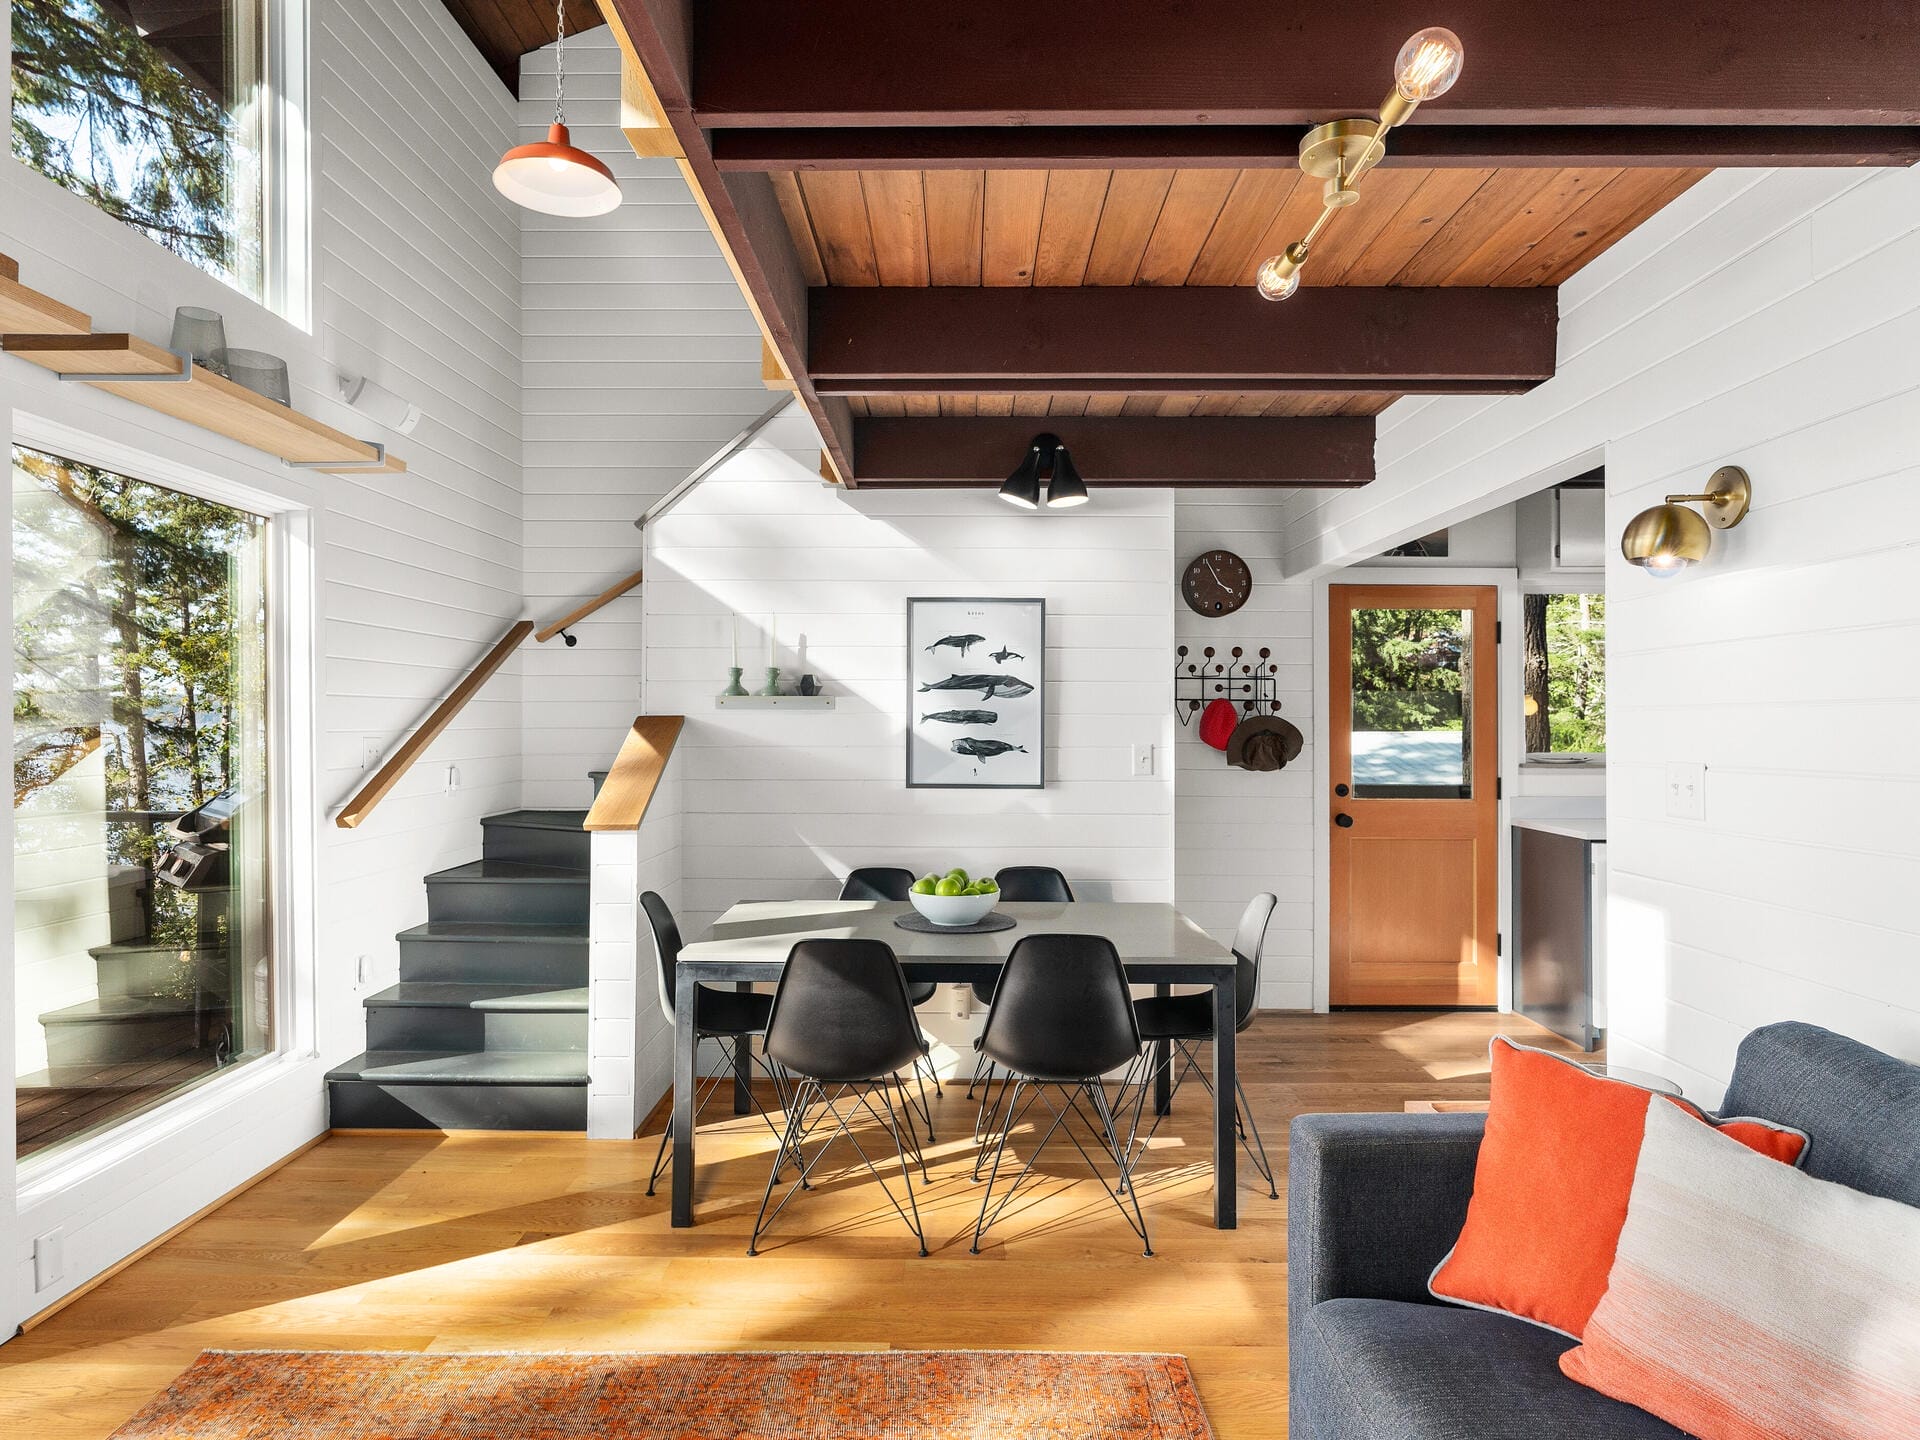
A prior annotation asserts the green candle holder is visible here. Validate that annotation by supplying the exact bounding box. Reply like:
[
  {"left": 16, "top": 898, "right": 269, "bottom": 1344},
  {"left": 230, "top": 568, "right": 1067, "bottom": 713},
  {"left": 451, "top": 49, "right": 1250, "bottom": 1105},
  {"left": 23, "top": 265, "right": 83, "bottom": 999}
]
[
  {"left": 721, "top": 666, "right": 748, "bottom": 697},
  {"left": 756, "top": 667, "right": 782, "bottom": 696}
]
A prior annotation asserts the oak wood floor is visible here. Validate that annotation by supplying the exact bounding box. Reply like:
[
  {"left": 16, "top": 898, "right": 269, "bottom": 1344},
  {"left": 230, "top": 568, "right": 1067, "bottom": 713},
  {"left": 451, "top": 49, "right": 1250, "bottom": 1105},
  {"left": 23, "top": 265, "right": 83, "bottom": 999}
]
[{"left": 0, "top": 1012, "right": 1592, "bottom": 1439}]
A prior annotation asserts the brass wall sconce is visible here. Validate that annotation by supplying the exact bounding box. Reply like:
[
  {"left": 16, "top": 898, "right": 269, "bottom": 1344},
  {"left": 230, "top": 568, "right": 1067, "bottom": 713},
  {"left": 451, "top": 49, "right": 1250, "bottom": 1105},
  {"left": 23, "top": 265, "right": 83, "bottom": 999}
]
[
  {"left": 1620, "top": 466, "right": 1752, "bottom": 579},
  {"left": 1255, "top": 27, "right": 1466, "bottom": 301}
]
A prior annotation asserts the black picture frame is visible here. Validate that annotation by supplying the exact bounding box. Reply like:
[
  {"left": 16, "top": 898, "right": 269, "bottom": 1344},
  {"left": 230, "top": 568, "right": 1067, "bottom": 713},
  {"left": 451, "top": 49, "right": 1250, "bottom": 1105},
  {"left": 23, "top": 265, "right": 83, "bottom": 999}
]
[{"left": 905, "top": 597, "right": 1046, "bottom": 789}]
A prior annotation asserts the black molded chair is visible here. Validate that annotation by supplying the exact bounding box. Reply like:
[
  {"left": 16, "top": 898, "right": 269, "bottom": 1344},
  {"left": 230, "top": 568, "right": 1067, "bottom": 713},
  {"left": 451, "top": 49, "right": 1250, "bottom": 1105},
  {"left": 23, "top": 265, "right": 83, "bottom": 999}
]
[
  {"left": 970, "top": 933, "right": 1151, "bottom": 1256},
  {"left": 749, "top": 938, "right": 931, "bottom": 1257},
  {"left": 967, "top": 867, "right": 1077, "bottom": 1098},
  {"left": 839, "top": 867, "right": 943, "bottom": 1135},
  {"left": 1123, "top": 892, "right": 1279, "bottom": 1197},
  {"left": 643, "top": 890, "right": 785, "bottom": 1197}
]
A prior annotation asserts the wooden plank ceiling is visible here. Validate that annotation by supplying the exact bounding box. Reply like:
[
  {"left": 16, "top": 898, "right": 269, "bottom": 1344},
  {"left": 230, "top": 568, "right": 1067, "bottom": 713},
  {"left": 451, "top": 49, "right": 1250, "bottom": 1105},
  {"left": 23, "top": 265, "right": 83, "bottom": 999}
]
[
  {"left": 438, "top": 0, "right": 605, "bottom": 91},
  {"left": 773, "top": 165, "right": 1704, "bottom": 421},
  {"left": 604, "top": 0, "right": 1920, "bottom": 489}
]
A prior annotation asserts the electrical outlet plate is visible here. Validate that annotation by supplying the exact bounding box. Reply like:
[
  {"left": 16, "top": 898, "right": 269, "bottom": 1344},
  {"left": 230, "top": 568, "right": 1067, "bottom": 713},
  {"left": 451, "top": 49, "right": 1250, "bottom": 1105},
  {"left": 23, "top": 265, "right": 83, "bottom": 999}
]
[
  {"left": 1665, "top": 762, "right": 1706, "bottom": 821},
  {"left": 1131, "top": 743, "right": 1155, "bottom": 777},
  {"left": 33, "top": 1230, "right": 63, "bottom": 1292},
  {"left": 360, "top": 737, "right": 382, "bottom": 771},
  {"left": 444, "top": 764, "right": 461, "bottom": 794}
]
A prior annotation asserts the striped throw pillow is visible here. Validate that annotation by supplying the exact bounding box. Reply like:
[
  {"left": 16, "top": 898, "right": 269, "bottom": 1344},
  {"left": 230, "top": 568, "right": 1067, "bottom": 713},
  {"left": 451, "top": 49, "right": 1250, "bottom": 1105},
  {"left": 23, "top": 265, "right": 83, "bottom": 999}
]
[{"left": 1561, "top": 1099, "right": 1920, "bottom": 1440}]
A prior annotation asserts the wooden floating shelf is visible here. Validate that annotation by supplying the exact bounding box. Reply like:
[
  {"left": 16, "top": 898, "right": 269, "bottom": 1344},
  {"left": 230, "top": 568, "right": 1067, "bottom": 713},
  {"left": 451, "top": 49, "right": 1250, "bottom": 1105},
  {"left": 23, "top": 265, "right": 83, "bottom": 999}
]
[
  {"left": 714, "top": 694, "right": 836, "bottom": 710},
  {"left": 2, "top": 332, "right": 404, "bottom": 474},
  {"left": 0, "top": 257, "right": 90, "bottom": 336}
]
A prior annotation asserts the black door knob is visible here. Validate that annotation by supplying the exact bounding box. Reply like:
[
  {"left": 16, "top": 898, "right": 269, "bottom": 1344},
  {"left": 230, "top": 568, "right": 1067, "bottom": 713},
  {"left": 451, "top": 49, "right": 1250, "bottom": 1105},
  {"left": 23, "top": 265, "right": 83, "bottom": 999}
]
[
  {"left": 1334, "top": 783, "right": 1350, "bottom": 797},
  {"left": 1335, "top": 813, "right": 1354, "bottom": 828}
]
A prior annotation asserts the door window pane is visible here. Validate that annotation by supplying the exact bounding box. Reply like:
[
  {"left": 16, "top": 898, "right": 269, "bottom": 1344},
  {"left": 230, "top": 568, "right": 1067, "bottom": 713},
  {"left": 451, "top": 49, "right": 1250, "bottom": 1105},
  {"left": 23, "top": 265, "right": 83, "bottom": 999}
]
[
  {"left": 10, "top": 0, "right": 270, "bottom": 301},
  {"left": 1349, "top": 606, "right": 1474, "bottom": 798},
  {"left": 13, "top": 443, "right": 272, "bottom": 1162},
  {"left": 1522, "top": 593, "right": 1606, "bottom": 755}
]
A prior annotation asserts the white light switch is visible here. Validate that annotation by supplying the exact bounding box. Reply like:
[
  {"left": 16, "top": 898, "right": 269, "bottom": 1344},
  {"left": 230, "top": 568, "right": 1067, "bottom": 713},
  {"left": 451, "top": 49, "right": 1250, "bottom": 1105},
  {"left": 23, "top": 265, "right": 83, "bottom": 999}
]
[
  {"left": 1131, "top": 744, "right": 1156, "bottom": 777},
  {"left": 1665, "top": 762, "right": 1706, "bottom": 821}
]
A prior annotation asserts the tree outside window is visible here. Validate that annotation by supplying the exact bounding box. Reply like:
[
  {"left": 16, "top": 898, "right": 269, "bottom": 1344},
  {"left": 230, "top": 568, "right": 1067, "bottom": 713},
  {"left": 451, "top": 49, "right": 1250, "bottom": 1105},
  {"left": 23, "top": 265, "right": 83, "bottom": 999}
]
[
  {"left": 1523, "top": 593, "right": 1606, "bottom": 754},
  {"left": 11, "top": 0, "right": 268, "bottom": 301}
]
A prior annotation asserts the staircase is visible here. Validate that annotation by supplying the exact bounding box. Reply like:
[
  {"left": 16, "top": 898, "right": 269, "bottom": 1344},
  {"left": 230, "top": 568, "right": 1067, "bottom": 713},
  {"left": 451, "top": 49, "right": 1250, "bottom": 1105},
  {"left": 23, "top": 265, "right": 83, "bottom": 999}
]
[{"left": 326, "top": 807, "right": 592, "bottom": 1131}]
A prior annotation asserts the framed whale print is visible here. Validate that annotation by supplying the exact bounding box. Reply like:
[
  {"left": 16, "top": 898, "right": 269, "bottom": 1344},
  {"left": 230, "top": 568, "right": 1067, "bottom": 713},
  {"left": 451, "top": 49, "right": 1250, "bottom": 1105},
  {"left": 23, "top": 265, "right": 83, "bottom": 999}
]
[{"left": 907, "top": 597, "right": 1046, "bottom": 789}]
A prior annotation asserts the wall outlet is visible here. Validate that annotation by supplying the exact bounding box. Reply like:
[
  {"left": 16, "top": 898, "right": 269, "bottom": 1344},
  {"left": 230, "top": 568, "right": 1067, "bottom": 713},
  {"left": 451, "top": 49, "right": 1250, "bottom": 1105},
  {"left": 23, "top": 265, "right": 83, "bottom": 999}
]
[
  {"left": 360, "top": 737, "right": 383, "bottom": 771},
  {"left": 33, "top": 1230, "right": 64, "bottom": 1292},
  {"left": 356, "top": 953, "right": 373, "bottom": 988},
  {"left": 1131, "top": 743, "right": 1156, "bottom": 777},
  {"left": 1665, "top": 762, "right": 1707, "bottom": 821},
  {"left": 444, "top": 764, "right": 461, "bottom": 794}
]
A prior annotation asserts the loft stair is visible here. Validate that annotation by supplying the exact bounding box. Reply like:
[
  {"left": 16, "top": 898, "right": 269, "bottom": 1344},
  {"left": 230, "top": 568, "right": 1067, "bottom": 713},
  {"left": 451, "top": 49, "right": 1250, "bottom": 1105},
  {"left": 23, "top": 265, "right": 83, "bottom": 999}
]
[{"left": 326, "top": 799, "right": 594, "bottom": 1132}]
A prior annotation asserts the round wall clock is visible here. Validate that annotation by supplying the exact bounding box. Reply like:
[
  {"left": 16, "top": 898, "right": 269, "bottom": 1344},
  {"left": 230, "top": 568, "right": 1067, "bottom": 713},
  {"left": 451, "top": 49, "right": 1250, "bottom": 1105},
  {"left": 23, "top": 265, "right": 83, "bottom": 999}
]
[{"left": 1182, "top": 549, "right": 1252, "bottom": 616}]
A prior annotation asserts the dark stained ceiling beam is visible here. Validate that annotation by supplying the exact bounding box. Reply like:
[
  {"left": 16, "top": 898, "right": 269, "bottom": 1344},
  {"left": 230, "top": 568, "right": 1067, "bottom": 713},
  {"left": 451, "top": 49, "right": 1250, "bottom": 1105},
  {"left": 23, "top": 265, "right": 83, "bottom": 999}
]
[
  {"left": 686, "top": 1, "right": 1920, "bottom": 128},
  {"left": 712, "top": 125, "right": 1920, "bottom": 172},
  {"left": 810, "top": 288, "right": 1558, "bottom": 392},
  {"left": 852, "top": 416, "right": 1375, "bottom": 487},
  {"left": 607, "top": 0, "right": 858, "bottom": 483}
]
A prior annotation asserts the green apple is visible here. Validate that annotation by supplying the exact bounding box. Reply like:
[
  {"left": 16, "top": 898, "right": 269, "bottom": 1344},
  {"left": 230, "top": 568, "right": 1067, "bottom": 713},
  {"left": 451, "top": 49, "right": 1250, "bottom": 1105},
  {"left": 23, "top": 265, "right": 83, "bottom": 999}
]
[
  {"left": 976, "top": 877, "right": 998, "bottom": 893},
  {"left": 934, "top": 876, "right": 965, "bottom": 897},
  {"left": 946, "top": 867, "right": 970, "bottom": 885},
  {"left": 910, "top": 876, "right": 936, "bottom": 895},
  {"left": 969, "top": 880, "right": 995, "bottom": 896}
]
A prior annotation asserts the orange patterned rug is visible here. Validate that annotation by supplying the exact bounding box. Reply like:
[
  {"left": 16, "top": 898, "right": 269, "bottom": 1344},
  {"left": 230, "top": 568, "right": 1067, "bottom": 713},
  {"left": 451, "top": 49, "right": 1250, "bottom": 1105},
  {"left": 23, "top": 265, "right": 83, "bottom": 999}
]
[{"left": 109, "top": 1350, "right": 1215, "bottom": 1438}]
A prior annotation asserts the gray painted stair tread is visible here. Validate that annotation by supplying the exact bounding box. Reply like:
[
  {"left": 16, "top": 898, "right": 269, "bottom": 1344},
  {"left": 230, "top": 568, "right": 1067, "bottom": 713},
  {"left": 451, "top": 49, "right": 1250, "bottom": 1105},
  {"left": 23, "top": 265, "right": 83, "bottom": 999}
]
[
  {"left": 398, "top": 921, "right": 588, "bottom": 942},
  {"left": 365, "top": 983, "right": 587, "bottom": 1012},
  {"left": 424, "top": 860, "right": 588, "bottom": 883},
  {"left": 481, "top": 810, "right": 589, "bottom": 831},
  {"left": 39, "top": 995, "right": 210, "bottom": 1024},
  {"left": 325, "top": 1051, "right": 589, "bottom": 1085}
]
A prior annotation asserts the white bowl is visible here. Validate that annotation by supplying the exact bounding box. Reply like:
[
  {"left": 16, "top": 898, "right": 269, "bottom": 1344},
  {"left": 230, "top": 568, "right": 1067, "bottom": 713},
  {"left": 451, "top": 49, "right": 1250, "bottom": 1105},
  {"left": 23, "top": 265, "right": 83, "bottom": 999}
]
[{"left": 908, "top": 888, "right": 998, "bottom": 927}]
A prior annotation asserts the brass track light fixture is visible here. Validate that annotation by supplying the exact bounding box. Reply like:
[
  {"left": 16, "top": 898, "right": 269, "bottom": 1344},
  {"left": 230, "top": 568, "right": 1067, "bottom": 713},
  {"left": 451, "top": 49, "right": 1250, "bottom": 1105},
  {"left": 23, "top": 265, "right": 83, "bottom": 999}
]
[
  {"left": 1255, "top": 26, "right": 1466, "bottom": 301},
  {"left": 1620, "top": 466, "right": 1752, "bottom": 578}
]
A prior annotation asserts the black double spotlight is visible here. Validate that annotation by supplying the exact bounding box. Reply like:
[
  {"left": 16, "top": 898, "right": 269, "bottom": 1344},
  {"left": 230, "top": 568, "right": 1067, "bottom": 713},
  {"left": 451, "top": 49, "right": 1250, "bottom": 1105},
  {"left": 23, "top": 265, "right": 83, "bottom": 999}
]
[{"left": 997, "top": 432, "right": 1090, "bottom": 510}]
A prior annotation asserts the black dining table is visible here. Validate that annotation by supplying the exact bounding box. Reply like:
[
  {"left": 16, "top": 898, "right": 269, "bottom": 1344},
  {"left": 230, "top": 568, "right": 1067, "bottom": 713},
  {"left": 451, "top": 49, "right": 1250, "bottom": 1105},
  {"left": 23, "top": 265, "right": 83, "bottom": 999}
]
[{"left": 669, "top": 898, "right": 1241, "bottom": 1229}]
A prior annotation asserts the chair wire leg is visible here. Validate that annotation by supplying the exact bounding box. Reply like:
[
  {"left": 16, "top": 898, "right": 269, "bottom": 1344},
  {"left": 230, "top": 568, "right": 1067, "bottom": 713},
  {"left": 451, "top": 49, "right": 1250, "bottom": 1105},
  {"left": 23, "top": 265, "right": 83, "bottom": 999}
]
[
  {"left": 910, "top": 1054, "right": 938, "bottom": 1143},
  {"left": 1234, "top": 1071, "right": 1280, "bottom": 1198},
  {"left": 878, "top": 1081, "right": 929, "bottom": 1256},
  {"left": 748, "top": 1079, "right": 817, "bottom": 1256},
  {"left": 970, "top": 1078, "right": 1024, "bottom": 1254},
  {"left": 1091, "top": 1082, "right": 1154, "bottom": 1256}
]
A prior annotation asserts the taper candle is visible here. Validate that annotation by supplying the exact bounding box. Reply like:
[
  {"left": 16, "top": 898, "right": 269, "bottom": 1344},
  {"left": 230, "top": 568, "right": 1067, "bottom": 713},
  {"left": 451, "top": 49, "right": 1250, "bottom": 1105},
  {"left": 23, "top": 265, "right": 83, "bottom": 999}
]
[
  {"left": 730, "top": 613, "right": 738, "bottom": 667},
  {"left": 768, "top": 612, "right": 777, "bottom": 666}
]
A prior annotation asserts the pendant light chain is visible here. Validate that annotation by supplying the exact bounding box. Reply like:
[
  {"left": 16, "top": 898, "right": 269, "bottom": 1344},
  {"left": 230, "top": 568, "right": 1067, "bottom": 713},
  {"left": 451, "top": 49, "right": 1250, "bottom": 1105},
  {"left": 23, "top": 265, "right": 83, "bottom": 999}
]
[{"left": 553, "top": 0, "right": 568, "bottom": 126}]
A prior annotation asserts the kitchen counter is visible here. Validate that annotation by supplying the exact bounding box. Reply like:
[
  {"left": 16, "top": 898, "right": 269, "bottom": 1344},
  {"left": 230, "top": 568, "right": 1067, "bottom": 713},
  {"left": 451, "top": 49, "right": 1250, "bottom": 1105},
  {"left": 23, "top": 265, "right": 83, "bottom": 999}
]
[{"left": 1511, "top": 812, "right": 1607, "bottom": 844}]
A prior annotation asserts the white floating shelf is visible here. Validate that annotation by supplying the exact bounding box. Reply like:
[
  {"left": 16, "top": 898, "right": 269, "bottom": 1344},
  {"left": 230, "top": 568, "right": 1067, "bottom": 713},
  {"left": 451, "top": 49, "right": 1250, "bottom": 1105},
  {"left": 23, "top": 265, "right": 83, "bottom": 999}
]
[{"left": 714, "top": 694, "right": 835, "bottom": 710}]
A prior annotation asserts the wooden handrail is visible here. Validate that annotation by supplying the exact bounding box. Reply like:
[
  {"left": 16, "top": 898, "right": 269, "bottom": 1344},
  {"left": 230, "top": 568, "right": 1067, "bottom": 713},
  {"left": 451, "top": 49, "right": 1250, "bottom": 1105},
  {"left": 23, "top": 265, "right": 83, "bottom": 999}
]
[
  {"left": 584, "top": 715, "right": 685, "bottom": 832},
  {"left": 335, "top": 620, "right": 534, "bottom": 829},
  {"left": 535, "top": 567, "right": 644, "bottom": 643}
]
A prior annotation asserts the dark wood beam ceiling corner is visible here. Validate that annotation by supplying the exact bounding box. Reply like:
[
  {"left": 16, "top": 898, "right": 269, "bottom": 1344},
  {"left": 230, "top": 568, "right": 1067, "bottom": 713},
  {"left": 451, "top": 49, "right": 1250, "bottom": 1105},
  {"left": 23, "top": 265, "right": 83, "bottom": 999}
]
[
  {"left": 686, "top": 0, "right": 1920, "bottom": 128},
  {"left": 851, "top": 416, "right": 1375, "bottom": 487},
  {"left": 604, "top": 0, "right": 858, "bottom": 484},
  {"left": 438, "top": 0, "right": 607, "bottom": 93},
  {"left": 808, "top": 288, "right": 1559, "bottom": 393},
  {"left": 712, "top": 126, "right": 1920, "bottom": 173}
]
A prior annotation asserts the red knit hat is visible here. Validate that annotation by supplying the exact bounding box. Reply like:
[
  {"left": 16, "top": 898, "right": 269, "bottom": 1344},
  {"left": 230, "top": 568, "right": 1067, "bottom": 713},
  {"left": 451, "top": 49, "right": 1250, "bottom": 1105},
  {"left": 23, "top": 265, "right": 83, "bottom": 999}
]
[{"left": 1198, "top": 698, "right": 1238, "bottom": 751}]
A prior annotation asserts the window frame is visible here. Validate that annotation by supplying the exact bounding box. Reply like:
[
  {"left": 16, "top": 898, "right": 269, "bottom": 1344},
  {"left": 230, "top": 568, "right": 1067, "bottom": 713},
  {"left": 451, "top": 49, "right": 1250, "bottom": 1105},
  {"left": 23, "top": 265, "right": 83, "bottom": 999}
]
[{"left": 10, "top": 414, "right": 319, "bottom": 1185}]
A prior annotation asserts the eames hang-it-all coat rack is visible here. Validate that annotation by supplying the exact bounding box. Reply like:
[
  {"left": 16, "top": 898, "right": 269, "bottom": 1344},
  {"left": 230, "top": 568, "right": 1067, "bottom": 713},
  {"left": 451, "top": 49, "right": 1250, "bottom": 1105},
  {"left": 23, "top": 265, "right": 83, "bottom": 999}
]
[{"left": 1175, "top": 645, "right": 1282, "bottom": 725}]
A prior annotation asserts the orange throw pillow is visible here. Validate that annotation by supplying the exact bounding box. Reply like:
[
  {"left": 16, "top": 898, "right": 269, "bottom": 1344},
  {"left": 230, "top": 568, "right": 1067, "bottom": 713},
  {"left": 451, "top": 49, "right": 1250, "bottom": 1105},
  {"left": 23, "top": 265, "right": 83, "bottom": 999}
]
[{"left": 1427, "top": 1038, "right": 1807, "bottom": 1339}]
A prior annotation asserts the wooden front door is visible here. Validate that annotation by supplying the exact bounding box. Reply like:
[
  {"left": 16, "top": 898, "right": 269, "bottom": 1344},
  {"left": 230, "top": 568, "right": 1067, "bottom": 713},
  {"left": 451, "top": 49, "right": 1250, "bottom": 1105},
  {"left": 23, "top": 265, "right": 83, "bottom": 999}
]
[{"left": 1330, "top": 584, "right": 1500, "bottom": 1007}]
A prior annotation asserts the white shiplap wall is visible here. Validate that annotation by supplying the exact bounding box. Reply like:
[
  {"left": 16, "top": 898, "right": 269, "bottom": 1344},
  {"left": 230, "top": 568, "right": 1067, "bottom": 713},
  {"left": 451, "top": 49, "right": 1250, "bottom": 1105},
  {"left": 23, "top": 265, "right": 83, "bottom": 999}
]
[
  {"left": 1173, "top": 492, "right": 1314, "bottom": 1008},
  {"left": 516, "top": 30, "right": 774, "bottom": 808},
  {"left": 644, "top": 408, "right": 1178, "bottom": 943},
  {"left": 1, "top": 0, "right": 523, "bottom": 1327},
  {"left": 1277, "top": 166, "right": 1920, "bottom": 1102}
]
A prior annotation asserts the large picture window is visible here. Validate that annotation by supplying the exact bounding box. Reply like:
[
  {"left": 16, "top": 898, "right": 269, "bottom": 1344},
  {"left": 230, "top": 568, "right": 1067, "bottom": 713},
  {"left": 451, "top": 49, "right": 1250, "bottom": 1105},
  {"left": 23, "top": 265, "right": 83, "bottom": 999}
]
[
  {"left": 10, "top": 1, "right": 302, "bottom": 313},
  {"left": 12, "top": 442, "right": 274, "bottom": 1162}
]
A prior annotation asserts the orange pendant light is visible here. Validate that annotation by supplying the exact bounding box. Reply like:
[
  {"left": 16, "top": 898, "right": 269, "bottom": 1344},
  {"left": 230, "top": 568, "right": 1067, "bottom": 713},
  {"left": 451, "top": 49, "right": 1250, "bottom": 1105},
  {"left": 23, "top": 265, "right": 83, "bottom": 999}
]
[{"left": 494, "top": 1, "right": 622, "bottom": 218}]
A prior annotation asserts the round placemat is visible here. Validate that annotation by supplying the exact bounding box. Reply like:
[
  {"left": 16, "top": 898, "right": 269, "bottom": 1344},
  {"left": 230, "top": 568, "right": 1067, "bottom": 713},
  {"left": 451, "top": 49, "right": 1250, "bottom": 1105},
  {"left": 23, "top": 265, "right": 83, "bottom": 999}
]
[{"left": 893, "top": 911, "right": 1017, "bottom": 936}]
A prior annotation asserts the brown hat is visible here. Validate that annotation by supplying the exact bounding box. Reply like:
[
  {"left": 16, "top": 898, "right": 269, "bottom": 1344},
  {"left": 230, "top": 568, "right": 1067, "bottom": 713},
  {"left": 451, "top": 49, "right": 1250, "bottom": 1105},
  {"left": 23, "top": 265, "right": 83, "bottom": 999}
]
[{"left": 1226, "top": 714, "right": 1304, "bottom": 772}]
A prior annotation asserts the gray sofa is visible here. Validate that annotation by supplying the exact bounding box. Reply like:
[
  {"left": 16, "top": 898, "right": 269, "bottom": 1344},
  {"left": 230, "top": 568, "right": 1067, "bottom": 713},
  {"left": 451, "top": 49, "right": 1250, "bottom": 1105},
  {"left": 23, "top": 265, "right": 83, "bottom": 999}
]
[{"left": 1288, "top": 1022, "right": 1920, "bottom": 1439}]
